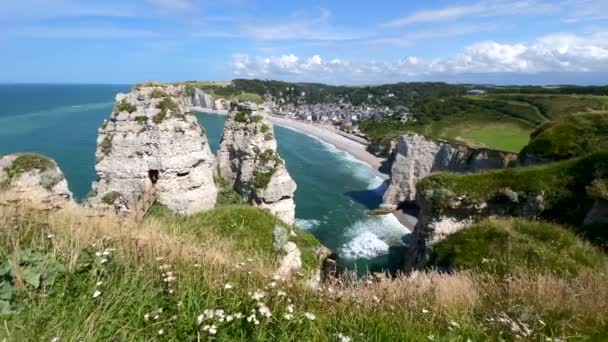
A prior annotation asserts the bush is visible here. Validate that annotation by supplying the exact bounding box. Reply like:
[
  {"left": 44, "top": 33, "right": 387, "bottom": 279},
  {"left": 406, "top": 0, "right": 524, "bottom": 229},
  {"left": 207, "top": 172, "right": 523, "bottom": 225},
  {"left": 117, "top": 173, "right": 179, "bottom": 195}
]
[
  {"left": 116, "top": 99, "right": 137, "bottom": 113},
  {"left": 101, "top": 191, "right": 122, "bottom": 205},
  {"left": 429, "top": 218, "right": 608, "bottom": 275},
  {"left": 150, "top": 89, "right": 166, "bottom": 99},
  {"left": 234, "top": 93, "right": 264, "bottom": 105}
]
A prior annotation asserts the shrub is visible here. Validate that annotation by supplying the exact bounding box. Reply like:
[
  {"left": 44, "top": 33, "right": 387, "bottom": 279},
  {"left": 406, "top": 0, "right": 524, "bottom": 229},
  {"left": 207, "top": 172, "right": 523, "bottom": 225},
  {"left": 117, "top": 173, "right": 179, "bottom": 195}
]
[
  {"left": 234, "top": 111, "right": 248, "bottom": 123},
  {"left": 150, "top": 89, "right": 166, "bottom": 99},
  {"left": 134, "top": 116, "right": 148, "bottom": 124},
  {"left": 100, "top": 135, "right": 113, "bottom": 156},
  {"left": 101, "top": 191, "right": 122, "bottom": 205},
  {"left": 116, "top": 99, "right": 137, "bottom": 113},
  {"left": 252, "top": 170, "right": 275, "bottom": 190},
  {"left": 154, "top": 97, "right": 179, "bottom": 124},
  {"left": 234, "top": 92, "right": 264, "bottom": 105}
]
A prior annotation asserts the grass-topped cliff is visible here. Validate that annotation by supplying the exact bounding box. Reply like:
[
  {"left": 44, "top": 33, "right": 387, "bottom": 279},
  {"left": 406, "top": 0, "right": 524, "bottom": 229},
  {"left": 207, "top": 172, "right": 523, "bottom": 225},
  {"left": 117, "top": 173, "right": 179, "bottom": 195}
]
[
  {"left": 1, "top": 195, "right": 607, "bottom": 340},
  {"left": 417, "top": 152, "right": 608, "bottom": 244},
  {"left": 521, "top": 112, "right": 608, "bottom": 162}
]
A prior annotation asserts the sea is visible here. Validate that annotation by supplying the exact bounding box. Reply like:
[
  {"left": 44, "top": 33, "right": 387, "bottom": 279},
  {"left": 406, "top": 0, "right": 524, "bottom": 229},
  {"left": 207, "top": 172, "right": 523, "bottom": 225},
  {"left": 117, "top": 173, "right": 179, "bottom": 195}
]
[{"left": 0, "top": 84, "right": 409, "bottom": 273}]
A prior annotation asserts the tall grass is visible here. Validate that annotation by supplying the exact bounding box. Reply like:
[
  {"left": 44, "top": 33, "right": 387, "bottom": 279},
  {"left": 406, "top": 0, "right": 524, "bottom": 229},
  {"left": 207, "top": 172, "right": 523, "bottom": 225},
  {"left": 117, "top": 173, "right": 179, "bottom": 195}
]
[{"left": 0, "top": 198, "right": 606, "bottom": 340}]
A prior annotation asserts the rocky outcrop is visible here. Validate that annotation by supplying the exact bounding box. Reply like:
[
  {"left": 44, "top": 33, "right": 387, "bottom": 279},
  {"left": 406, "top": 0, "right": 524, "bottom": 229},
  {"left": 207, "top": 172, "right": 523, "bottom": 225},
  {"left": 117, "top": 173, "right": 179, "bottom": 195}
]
[
  {"left": 382, "top": 133, "right": 518, "bottom": 208},
  {"left": 218, "top": 102, "right": 297, "bottom": 224},
  {"left": 0, "top": 153, "right": 72, "bottom": 207},
  {"left": 404, "top": 187, "right": 545, "bottom": 271},
  {"left": 584, "top": 199, "right": 608, "bottom": 226},
  {"left": 88, "top": 83, "right": 218, "bottom": 215}
]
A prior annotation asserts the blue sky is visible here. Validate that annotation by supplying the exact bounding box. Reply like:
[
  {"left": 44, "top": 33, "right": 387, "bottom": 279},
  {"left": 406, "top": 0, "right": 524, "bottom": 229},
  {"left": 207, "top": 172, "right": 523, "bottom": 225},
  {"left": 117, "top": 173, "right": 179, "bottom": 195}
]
[{"left": 1, "top": 0, "right": 608, "bottom": 84}]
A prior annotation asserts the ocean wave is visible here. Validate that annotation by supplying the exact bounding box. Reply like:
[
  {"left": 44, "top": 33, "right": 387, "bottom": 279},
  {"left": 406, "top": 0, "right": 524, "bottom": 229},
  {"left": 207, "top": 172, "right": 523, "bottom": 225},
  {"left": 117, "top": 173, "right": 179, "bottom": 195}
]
[
  {"left": 338, "top": 214, "right": 411, "bottom": 260},
  {"left": 295, "top": 218, "right": 323, "bottom": 231}
]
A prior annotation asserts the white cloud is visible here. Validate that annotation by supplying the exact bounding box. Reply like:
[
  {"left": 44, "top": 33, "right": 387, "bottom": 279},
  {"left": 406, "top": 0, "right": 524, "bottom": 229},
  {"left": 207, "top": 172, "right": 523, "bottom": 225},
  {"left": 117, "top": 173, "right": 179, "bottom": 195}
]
[
  {"left": 231, "top": 31, "right": 608, "bottom": 84},
  {"left": 239, "top": 9, "right": 357, "bottom": 41},
  {"left": 371, "top": 24, "right": 498, "bottom": 47},
  {"left": 383, "top": 0, "right": 557, "bottom": 27}
]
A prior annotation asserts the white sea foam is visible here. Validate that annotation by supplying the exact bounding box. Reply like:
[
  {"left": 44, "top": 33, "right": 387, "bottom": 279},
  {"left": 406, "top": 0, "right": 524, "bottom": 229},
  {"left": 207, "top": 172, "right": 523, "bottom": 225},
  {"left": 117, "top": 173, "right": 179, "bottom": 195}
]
[
  {"left": 339, "top": 214, "right": 411, "bottom": 260},
  {"left": 295, "top": 219, "right": 322, "bottom": 231}
]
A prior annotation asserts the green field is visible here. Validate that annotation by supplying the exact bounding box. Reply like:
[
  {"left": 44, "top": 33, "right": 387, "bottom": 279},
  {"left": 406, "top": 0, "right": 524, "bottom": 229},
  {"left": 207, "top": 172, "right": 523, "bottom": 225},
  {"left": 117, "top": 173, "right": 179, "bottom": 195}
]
[{"left": 431, "top": 121, "right": 532, "bottom": 153}]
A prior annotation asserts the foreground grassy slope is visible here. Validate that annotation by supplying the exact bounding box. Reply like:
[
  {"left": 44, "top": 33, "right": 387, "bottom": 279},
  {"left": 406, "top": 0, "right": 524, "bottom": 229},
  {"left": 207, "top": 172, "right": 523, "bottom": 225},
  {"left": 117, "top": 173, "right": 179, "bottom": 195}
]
[
  {"left": 521, "top": 112, "right": 608, "bottom": 161},
  {"left": 1, "top": 199, "right": 608, "bottom": 340},
  {"left": 429, "top": 218, "right": 608, "bottom": 275}
]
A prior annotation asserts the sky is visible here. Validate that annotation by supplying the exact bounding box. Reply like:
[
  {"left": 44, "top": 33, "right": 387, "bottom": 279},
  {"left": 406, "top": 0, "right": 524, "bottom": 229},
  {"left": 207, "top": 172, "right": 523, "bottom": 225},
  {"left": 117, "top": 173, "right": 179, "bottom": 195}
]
[{"left": 1, "top": 0, "right": 608, "bottom": 85}]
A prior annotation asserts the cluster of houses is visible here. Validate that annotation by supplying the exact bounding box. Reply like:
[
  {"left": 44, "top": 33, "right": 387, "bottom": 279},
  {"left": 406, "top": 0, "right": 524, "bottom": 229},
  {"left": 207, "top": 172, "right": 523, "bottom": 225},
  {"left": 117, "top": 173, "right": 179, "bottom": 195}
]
[{"left": 270, "top": 102, "right": 412, "bottom": 127}]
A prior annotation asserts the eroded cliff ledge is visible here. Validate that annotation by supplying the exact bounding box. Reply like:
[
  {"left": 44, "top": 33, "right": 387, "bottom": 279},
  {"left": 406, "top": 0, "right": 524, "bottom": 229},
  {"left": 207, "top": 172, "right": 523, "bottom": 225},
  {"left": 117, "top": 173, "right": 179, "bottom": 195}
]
[
  {"left": 217, "top": 102, "right": 297, "bottom": 224},
  {"left": 382, "top": 133, "right": 518, "bottom": 208},
  {"left": 88, "top": 83, "right": 218, "bottom": 216},
  {"left": 0, "top": 153, "right": 72, "bottom": 207}
]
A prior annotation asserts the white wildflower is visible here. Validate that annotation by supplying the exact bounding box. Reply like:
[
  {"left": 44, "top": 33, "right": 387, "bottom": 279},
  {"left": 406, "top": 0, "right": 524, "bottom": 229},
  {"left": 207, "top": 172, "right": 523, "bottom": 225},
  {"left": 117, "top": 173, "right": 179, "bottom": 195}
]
[
  {"left": 286, "top": 304, "right": 295, "bottom": 313},
  {"left": 158, "top": 329, "right": 164, "bottom": 335},
  {"left": 224, "top": 283, "right": 233, "bottom": 290},
  {"left": 277, "top": 290, "right": 287, "bottom": 297},
  {"left": 50, "top": 337, "right": 59, "bottom": 342},
  {"left": 47, "top": 234, "right": 54, "bottom": 239},
  {"left": 144, "top": 313, "right": 150, "bottom": 321},
  {"left": 155, "top": 257, "right": 164, "bottom": 261},
  {"left": 284, "top": 313, "right": 294, "bottom": 320},
  {"left": 96, "top": 281, "right": 103, "bottom": 287},
  {"left": 226, "top": 315, "right": 234, "bottom": 322},
  {"left": 268, "top": 281, "right": 277, "bottom": 288},
  {"left": 304, "top": 312, "right": 316, "bottom": 321},
  {"left": 258, "top": 304, "right": 272, "bottom": 318},
  {"left": 449, "top": 320, "right": 461, "bottom": 329},
  {"left": 95, "top": 252, "right": 102, "bottom": 257},
  {"left": 422, "top": 308, "right": 429, "bottom": 314},
  {"left": 251, "top": 290, "right": 266, "bottom": 301},
  {"left": 337, "top": 333, "right": 352, "bottom": 342},
  {"left": 100, "top": 258, "right": 108, "bottom": 264},
  {"left": 234, "top": 313, "right": 244, "bottom": 319},
  {"left": 197, "top": 314, "right": 205, "bottom": 325},
  {"left": 92, "top": 290, "right": 101, "bottom": 298},
  {"left": 208, "top": 325, "right": 217, "bottom": 335}
]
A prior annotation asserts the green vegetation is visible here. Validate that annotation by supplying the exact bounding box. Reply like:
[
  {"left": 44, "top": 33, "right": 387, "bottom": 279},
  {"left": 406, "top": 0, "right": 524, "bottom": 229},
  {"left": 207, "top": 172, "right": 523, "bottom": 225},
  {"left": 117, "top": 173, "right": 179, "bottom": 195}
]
[
  {"left": 521, "top": 112, "right": 608, "bottom": 161},
  {"left": 150, "top": 88, "right": 167, "bottom": 99},
  {"left": 234, "top": 111, "right": 248, "bottom": 123},
  {"left": 100, "top": 135, "right": 113, "bottom": 156},
  {"left": 429, "top": 218, "right": 608, "bottom": 276},
  {"left": 252, "top": 170, "right": 276, "bottom": 190},
  {"left": 116, "top": 99, "right": 137, "bottom": 114},
  {"left": 101, "top": 191, "right": 122, "bottom": 205},
  {"left": 260, "top": 124, "right": 270, "bottom": 134},
  {"left": 234, "top": 93, "right": 264, "bottom": 105},
  {"left": 134, "top": 116, "right": 148, "bottom": 125},
  {"left": 2, "top": 154, "right": 55, "bottom": 185},
  {"left": 214, "top": 177, "right": 247, "bottom": 207},
  {"left": 485, "top": 94, "right": 608, "bottom": 120},
  {"left": 587, "top": 179, "right": 608, "bottom": 201},
  {"left": 418, "top": 152, "right": 608, "bottom": 243},
  {"left": 154, "top": 97, "right": 180, "bottom": 124},
  {"left": 2, "top": 199, "right": 608, "bottom": 340}
]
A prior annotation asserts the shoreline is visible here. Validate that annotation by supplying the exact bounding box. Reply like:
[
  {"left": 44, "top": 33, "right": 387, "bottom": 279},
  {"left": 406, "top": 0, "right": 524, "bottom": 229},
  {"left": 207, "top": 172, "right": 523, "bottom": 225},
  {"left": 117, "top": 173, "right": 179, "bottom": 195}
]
[{"left": 268, "top": 116, "right": 386, "bottom": 173}]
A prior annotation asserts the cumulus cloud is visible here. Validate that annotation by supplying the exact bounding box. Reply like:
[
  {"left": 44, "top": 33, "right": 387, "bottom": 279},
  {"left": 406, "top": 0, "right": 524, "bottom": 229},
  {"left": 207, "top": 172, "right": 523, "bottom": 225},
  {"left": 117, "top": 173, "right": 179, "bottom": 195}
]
[{"left": 231, "top": 32, "right": 608, "bottom": 84}]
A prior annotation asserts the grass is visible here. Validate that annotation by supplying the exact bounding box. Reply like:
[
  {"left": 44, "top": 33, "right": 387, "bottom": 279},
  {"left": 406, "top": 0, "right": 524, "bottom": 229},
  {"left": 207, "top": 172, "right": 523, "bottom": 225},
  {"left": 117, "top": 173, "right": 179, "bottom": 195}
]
[
  {"left": 234, "top": 93, "right": 264, "bottom": 105},
  {"left": 116, "top": 99, "right": 137, "bottom": 114},
  {"left": 154, "top": 97, "right": 180, "bottom": 124},
  {"left": 0, "top": 199, "right": 607, "bottom": 340},
  {"left": 521, "top": 112, "right": 608, "bottom": 161},
  {"left": 2, "top": 154, "right": 56, "bottom": 184},
  {"left": 485, "top": 94, "right": 608, "bottom": 120},
  {"left": 429, "top": 218, "right": 608, "bottom": 276},
  {"left": 427, "top": 120, "right": 532, "bottom": 153},
  {"left": 418, "top": 152, "right": 608, "bottom": 244}
]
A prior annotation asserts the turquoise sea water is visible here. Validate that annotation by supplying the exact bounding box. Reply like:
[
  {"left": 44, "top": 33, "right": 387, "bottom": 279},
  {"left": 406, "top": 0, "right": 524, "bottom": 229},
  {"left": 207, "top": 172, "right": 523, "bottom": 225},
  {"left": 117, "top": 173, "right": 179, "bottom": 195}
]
[{"left": 0, "top": 85, "right": 408, "bottom": 272}]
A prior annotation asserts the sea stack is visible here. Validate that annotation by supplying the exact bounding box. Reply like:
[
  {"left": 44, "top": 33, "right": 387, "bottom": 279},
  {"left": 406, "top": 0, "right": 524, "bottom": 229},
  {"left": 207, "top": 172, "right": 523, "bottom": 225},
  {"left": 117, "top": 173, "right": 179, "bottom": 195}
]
[
  {"left": 217, "top": 102, "right": 297, "bottom": 224},
  {"left": 0, "top": 153, "right": 73, "bottom": 206},
  {"left": 88, "top": 83, "right": 218, "bottom": 216}
]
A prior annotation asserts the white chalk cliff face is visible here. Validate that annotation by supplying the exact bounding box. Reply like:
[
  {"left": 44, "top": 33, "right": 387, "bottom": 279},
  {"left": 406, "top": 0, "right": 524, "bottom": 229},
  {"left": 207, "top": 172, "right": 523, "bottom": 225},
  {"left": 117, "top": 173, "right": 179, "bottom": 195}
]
[
  {"left": 88, "top": 83, "right": 218, "bottom": 215},
  {"left": 0, "top": 153, "right": 72, "bottom": 206},
  {"left": 217, "top": 103, "right": 297, "bottom": 224},
  {"left": 382, "top": 133, "right": 517, "bottom": 207}
]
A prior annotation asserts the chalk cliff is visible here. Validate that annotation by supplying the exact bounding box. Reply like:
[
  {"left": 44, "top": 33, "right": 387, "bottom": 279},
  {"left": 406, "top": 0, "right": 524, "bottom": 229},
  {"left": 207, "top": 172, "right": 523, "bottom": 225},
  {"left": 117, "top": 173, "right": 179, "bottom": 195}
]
[
  {"left": 382, "top": 133, "right": 518, "bottom": 208},
  {"left": 0, "top": 153, "right": 72, "bottom": 206},
  {"left": 217, "top": 102, "right": 297, "bottom": 224},
  {"left": 88, "top": 83, "right": 218, "bottom": 215}
]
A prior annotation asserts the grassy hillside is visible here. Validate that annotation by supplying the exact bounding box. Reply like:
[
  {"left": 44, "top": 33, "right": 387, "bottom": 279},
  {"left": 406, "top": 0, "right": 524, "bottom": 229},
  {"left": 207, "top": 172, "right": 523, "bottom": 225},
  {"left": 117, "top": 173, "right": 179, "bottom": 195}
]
[
  {"left": 429, "top": 218, "right": 608, "bottom": 275},
  {"left": 1, "top": 199, "right": 607, "bottom": 340},
  {"left": 417, "top": 152, "right": 608, "bottom": 244},
  {"left": 360, "top": 93, "right": 608, "bottom": 152},
  {"left": 521, "top": 112, "right": 608, "bottom": 161}
]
